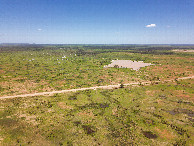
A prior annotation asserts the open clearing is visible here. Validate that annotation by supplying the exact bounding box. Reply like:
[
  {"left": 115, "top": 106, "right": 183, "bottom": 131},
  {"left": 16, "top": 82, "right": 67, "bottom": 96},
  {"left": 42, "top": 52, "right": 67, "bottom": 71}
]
[
  {"left": 104, "top": 60, "right": 154, "bottom": 70},
  {"left": 172, "top": 49, "right": 194, "bottom": 53}
]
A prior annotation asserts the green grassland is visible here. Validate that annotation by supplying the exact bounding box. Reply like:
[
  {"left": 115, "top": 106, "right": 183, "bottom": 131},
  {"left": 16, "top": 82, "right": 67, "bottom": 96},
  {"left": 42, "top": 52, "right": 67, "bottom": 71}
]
[
  {"left": 0, "top": 45, "right": 193, "bottom": 145},
  {"left": 0, "top": 79, "right": 193, "bottom": 145},
  {"left": 0, "top": 46, "right": 193, "bottom": 96}
]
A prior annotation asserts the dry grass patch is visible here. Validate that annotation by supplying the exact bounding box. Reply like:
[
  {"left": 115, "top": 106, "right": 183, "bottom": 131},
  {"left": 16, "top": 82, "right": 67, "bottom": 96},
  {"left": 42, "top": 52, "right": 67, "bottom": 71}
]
[
  {"left": 75, "top": 110, "right": 95, "bottom": 123},
  {"left": 0, "top": 80, "right": 55, "bottom": 96},
  {"left": 155, "top": 127, "right": 175, "bottom": 140},
  {"left": 146, "top": 90, "right": 159, "bottom": 96},
  {"left": 58, "top": 102, "right": 73, "bottom": 109},
  {"left": 171, "top": 90, "right": 194, "bottom": 101},
  {"left": 19, "top": 114, "right": 38, "bottom": 125},
  {"left": 172, "top": 49, "right": 194, "bottom": 53}
]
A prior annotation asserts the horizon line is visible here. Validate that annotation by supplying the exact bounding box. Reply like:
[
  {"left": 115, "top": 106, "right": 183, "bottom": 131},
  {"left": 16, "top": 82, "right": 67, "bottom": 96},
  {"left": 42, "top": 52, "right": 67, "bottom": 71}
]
[{"left": 1, "top": 43, "right": 194, "bottom": 45}]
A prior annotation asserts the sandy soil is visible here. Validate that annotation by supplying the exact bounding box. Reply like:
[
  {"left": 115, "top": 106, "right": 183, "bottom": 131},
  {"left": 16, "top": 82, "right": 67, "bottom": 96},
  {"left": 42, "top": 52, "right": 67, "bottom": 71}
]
[
  {"left": 104, "top": 60, "right": 154, "bottom": 70},
  {"left": 172, "top": 49, "right": 194, "bottom": 53}
]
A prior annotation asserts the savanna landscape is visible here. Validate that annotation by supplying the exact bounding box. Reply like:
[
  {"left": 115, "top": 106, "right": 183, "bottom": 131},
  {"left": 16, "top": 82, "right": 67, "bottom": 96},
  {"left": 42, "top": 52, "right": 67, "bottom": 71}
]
[{"left": 0, "top": 45, "right": 193, "bottom": 145}]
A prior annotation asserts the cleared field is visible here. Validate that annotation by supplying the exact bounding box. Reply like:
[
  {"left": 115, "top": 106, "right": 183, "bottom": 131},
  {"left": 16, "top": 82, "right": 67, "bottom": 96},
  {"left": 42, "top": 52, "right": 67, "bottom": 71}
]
[{"left": 104, "top": 60, "right": 154, "bottom": 70}]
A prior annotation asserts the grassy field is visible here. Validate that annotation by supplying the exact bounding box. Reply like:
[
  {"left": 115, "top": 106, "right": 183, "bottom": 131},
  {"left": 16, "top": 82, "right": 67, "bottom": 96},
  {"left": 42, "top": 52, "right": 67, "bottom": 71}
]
[
  {"left": 0, "top": 46, "right": 193, "bottom": 96},
  {"left": 0, "top": 79, "right": 193, "bottom": 145},
  {"left": 0, "top": 45, "right": 193, "bottom": 145}
]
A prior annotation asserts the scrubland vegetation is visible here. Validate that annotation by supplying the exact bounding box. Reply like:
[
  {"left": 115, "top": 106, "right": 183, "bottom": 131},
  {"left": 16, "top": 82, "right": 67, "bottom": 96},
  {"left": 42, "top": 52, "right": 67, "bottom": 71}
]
[
  {"left": 0, "top": 45, "right": 193, "bottom": 96},
  {"left": 0, "top": 45, "right": 193, "bottom": 145}
]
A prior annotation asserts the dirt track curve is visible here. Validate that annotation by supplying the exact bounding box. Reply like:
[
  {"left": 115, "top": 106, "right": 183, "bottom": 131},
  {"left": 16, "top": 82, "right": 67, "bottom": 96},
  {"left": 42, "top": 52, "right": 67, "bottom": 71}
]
[{"left": 0, "top": 76, "right": 193, "bottom": 100}]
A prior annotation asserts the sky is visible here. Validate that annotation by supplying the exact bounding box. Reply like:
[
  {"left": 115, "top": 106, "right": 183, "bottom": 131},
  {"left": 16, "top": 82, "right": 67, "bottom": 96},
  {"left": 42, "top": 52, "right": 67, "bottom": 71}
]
[{"left": 0, "top": 0, "right": 194, "bottom": 44}]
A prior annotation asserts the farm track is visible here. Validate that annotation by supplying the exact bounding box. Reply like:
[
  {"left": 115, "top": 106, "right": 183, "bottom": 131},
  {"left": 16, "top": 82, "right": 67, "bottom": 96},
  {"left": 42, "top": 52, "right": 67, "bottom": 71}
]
[{"left": 0, "top": 76, "right": 193, "bottom": 100}]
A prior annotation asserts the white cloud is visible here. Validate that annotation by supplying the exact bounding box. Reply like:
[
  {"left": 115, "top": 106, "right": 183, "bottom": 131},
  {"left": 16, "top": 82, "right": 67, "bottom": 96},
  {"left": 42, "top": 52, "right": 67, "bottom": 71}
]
[
  {"left": 145, "top": 24, "right": 156, "bottom": 28},
  {"left": 37, "top": 28, "right": 42, "bottom": 31}
]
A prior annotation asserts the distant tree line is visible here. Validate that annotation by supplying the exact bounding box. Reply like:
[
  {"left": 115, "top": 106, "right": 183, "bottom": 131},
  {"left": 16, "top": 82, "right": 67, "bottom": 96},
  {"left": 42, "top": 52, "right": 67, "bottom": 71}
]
[{"left": 1, "top": 44, "right": 194, "bottom": 53}]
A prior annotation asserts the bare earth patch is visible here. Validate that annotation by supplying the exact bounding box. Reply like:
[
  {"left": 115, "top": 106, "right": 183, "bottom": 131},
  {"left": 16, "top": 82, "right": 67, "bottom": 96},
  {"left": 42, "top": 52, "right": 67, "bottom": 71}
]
[
  {"left": 146, "top": 90, "right": 157, "bottom": 96},
  {"left": 169, "top": 90, "right": 194, "bottom": 101},
  {"left": 172, "top": 49, "right": 194, "bottom": 53},
  {"left": 19, "top": 114, "right": 38, "bottom": 125},
  {"left": 76, "top": 110, "right": 95, "bottom": 123},
  {"left": 104, "top": 60, "right": 154, "bottom": 71},
  {"left": 58, "top": 102, "right": 73, "bottom": 109},
  {"left": 155, "top": 127, "right": 175, "bottom": 140}
]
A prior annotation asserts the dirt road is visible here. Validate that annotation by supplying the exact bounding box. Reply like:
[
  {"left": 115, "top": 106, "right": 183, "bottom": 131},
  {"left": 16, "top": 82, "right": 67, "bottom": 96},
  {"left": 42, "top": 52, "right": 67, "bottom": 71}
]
[{"left": 0, "top": 76, "right": 193, "bottom": 100}]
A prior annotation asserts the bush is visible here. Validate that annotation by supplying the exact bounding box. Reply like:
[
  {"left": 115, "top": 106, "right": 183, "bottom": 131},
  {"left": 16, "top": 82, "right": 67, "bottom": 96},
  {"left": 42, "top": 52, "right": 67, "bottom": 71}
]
[{"left": 120, "top": 83, "right": 124, "bottom": 88}]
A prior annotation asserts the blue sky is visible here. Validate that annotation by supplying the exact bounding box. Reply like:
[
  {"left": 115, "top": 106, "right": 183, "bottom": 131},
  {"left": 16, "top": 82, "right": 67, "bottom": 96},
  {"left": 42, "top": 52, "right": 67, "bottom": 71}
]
[{"left": 0, "top": 0, "right": 194, "bottom": 44}]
